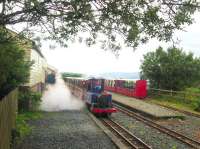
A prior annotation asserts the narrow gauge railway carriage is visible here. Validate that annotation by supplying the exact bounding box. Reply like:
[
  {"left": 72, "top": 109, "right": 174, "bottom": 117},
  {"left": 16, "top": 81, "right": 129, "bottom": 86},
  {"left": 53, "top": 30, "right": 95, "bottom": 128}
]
[
  {"left": 63, "top": 77, "right": 86, "bottom": 97},
  {"left": 105, "top": 79, "right": 147, "bottom": 99},
  {"left": 84, "top": 78, "right": 117, "bottom": 116},
  {"left": 64, "top": 77, "right": 85, "bottom": 87}
]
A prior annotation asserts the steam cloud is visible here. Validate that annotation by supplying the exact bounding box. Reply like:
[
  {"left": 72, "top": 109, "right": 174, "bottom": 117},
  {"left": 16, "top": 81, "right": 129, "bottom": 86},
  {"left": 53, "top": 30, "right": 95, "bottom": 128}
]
[{"left": 40, "top": 74, "right": 85, "bottom": 111}]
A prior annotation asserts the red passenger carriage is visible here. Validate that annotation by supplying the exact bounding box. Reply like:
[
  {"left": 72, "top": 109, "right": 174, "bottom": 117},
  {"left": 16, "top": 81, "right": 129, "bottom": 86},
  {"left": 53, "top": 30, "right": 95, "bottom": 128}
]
[{"left": 105, "top": 79, "right": 147, "bottom": 99}]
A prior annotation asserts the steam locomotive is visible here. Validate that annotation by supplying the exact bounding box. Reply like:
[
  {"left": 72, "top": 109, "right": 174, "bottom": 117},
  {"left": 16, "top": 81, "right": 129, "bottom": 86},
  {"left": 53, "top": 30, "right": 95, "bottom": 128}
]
[
  {"left": 64, "top": 77, "right": 117, "bottom": 116},
  {"left": 84, "top": 78, "right": 117, "bottom": 116}
]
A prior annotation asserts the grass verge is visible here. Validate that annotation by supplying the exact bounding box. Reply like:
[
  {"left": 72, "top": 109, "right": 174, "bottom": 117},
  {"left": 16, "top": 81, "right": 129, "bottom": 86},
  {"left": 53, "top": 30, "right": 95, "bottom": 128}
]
[
  {"left": 146, "top": 94, "right": 200, "bottom": 115},
  {"left": 15, "top": 112, "right": 43, "bottom": 141}
]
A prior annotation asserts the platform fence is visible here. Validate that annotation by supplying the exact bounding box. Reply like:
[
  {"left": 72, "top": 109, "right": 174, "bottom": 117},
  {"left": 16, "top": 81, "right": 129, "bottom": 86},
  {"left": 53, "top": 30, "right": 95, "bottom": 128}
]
[{"left": 148, "top": 88, "right": 200, "bottom": 104}]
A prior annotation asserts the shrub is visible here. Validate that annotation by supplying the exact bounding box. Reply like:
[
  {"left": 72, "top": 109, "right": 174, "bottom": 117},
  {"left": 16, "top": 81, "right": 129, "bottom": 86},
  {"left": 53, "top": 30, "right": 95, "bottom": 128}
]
[
  {"left": 185, "top": 88, "right": 200, "bottom": 100},
  {"left": 0, "top": 34, "right": 31, "bottom": 99},
  {"left": 18, "top": 90, "right": 42, "bottom": 112},
  {"left": 184, "top": 87, "right": 200, "bottom": 111},
  {"left": 13, "top": 112, "right": 43, "bottom": 146},
  {"left": 194, "top": 100, "right": 200, "bottom": 112}
]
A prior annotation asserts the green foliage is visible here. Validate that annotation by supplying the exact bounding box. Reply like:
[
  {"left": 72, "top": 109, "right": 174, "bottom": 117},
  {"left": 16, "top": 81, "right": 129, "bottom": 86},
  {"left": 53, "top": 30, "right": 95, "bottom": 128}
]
[
  {"left": 18, "top": 90, "right": 42, "bottom": 112},
  {"left": 194, "top": 100, "right": 200, "bottom": 112},
  {"left": 149, "top": 87, "right": 200, "bottom": 112},
  {"left": 0, "top": 35, "right": 31, "bottom": 98},
  {"left": 172, "top": 145, "right": 177, "bottom": 149},
  {"left": 141, "top": 47, "right": 200, "bottom": 90},
  {"left": 185, "top": 87, "right": 200, "bottom": 93},
  {"left": 16, "top": 112, "right": 42, "bottom": 140},
  {"left": 148, "top": 94, "right": 195, "bottom": 112},
  {"left": 16, "top": 117, "right": 32, "bottom": 139},
  {"left": 0, "top": 1, "right": 199, "bottom": 51},
  {"left": 62, "top": 72, "right": 83, "bottom": 78},
  {"left": 184, "top": 87, "right": 200, "bottom": 111},
  {"left": 185, "top": 87, "right": 200, "bottom": 101}
]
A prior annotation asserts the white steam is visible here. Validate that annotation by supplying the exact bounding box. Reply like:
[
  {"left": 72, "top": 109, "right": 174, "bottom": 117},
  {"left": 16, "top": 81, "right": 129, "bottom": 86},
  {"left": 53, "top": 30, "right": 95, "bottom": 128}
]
[{"left": 40, "top": 74, "right": 85, "bottom": 111}]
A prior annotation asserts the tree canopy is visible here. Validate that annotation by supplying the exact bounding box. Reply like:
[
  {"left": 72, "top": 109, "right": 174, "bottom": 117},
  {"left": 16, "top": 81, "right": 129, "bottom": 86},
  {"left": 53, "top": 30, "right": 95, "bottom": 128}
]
[
  {"left": 0, "top": 0, "right": 200, "bottom": 51},
  {"left": 140, "top": 47, "right": 200, "bottom": 90}
]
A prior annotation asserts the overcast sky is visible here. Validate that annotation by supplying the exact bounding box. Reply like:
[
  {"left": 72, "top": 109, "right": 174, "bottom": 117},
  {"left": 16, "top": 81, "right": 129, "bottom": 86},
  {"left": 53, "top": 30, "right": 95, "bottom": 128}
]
[{"left": 40, "top": 12, "right": 200, "bottom": 74}]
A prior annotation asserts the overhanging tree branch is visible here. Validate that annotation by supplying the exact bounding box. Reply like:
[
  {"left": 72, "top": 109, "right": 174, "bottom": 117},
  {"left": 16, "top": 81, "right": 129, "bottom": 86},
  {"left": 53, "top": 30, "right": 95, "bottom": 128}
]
[{"left": 0, "top": 0, "right": 199, "bottom": 52}]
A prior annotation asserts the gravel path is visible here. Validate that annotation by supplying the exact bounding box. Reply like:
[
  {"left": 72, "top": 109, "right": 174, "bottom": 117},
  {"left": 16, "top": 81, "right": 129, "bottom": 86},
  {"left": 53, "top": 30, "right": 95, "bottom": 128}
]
[
  {"left": 15, "top": 109, "right": 117, "bottom": 149},
  {"left": 111, "top": 112, "right": 192, "bottom": 149}
]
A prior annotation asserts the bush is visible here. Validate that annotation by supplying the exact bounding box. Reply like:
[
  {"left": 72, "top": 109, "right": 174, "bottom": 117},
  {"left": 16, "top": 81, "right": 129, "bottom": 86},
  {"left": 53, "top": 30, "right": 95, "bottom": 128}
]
[
  {"left": 184, "top": 87, "right": 200, "bottom": 111},
  {"left": 185, "top": 87, "right": 200, "bottom": 102},
  {"left": 13, "top": 112, "right": 43, "bottom": 146},
  {"left": 16, "top": 115, "right": 32, "bottom": 138},
  {"left": 193, "top": 100, "right": 200, "bottom": 111},
  {"left": 18, "top": 90, "right": 42, "bottom": 112}
]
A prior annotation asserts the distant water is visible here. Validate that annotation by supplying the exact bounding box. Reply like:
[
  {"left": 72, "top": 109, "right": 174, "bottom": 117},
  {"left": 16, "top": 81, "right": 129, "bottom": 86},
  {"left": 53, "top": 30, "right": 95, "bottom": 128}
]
[
  {"left": 40, "top": 74, "right": 85, "bottom": 111},
  {"left": 89, "top": 72, "right": 140, "bottom": 80}
]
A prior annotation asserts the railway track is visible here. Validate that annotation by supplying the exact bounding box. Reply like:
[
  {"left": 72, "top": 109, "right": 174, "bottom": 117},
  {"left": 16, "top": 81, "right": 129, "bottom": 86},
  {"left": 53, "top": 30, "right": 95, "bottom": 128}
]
[
  {"left": 101, "top": 118, "right": 152, "bottom": 149},
  {"left": 114, "top": 103, "right": 200, "bottom": 149}
]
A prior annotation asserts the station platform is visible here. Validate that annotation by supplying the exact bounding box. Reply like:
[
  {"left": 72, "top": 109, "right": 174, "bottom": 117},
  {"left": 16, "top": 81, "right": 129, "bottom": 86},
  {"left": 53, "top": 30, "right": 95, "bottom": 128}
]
[{"left": 111, "top": 92, "right": 184, "bottom": 119}]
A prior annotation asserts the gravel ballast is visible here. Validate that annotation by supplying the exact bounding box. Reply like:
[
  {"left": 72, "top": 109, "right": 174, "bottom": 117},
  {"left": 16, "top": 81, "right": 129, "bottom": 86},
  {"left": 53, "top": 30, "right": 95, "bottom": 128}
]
[
  {"left": 156, "top": 114, "right": 200, "bottom": 142},
  {"left": 15, "top": 110, "right": 117, "bottom": 149},
  {"left": 111, "top": 112, "right": 192, "bottom": 149}
]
